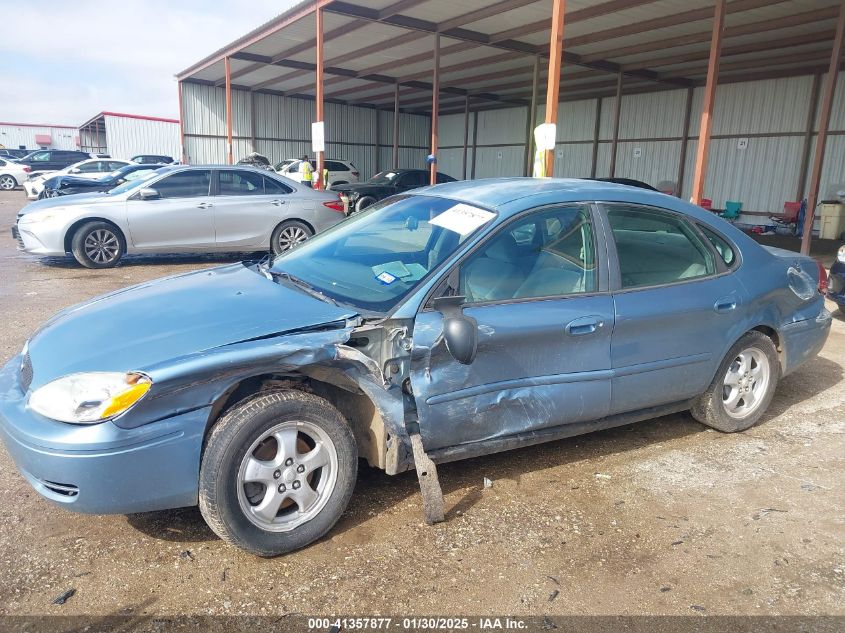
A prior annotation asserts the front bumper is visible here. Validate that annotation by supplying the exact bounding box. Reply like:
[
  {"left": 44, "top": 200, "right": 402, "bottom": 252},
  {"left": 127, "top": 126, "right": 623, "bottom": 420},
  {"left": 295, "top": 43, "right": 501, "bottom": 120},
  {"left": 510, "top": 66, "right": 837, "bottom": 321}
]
[
  {"left": 0, "top": 355, "right": 207, "bottom": 514},
  {"left": 780, "top": 307, "right": 833, "bottom": 377},
  {"left": 14, "top": 220, "right": 67, "bottom": 256},
  {"left": 23, "top": 180, "right": 42, "bottom": 199}
]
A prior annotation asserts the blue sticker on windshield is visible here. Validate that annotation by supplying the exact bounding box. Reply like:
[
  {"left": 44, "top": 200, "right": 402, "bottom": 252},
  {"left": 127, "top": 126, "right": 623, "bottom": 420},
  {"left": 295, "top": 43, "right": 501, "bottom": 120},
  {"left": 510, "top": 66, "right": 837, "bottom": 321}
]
[{"left": 376, "top": 271, "right": 397, "bottom": 285}]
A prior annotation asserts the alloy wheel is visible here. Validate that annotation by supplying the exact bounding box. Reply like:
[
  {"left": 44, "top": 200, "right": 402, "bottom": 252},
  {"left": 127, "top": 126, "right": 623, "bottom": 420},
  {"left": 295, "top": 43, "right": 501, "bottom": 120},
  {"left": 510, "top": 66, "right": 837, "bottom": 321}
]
[
  {"left": 236, "top": 420, "right": 338, "bottom": 532},
  {"left": 722, "top": 348, "right": 770, "bottom": 419},
  {"left": 83, "top": 228, "right": 120, "bottom": 265},
  {"left": 0, "top": 175, "right": 15, "bottom": 190},
  {"left": 276, "top": 226, "right": 308, "bottom": 252}
]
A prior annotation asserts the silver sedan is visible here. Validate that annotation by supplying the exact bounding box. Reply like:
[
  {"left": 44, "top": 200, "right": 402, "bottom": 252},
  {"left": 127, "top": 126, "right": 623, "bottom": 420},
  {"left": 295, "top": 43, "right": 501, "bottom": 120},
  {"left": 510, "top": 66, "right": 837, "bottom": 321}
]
[{"left": 13, "top": 165, "right": 347, "bottom": 268}]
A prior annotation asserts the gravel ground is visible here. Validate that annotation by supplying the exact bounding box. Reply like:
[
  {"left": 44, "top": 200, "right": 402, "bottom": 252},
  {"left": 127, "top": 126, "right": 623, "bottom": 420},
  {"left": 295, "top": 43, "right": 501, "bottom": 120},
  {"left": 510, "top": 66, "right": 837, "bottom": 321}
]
[{"left": 0, "top": 190, "right": 842, "bottom": 618}]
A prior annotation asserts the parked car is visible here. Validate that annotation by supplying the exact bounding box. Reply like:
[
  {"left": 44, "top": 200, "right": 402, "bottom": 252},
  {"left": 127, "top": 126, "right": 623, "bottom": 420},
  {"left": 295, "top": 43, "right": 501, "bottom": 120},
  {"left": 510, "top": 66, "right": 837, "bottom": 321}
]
[
  {"left": 277, "top": 158, "right": 360, "bottom": 189},
  {"left": 334, "top": 169, "right": 455, "bottom": 213},
  {"left": 828, "top": 244, "right": 845, "bottom": 310},
  {"left": 17, "top": 150, "right": 95, "bottom": 172},
  {"left": 41, "top": 163, "right": 161, "bottom": 198},
  {"left": 0, "top": 178, "right": 831, "bottom": 556},
  {"left": 0, "top": 148, "right": 34, "bottom": 160},
  {"left": 24, "top": 159, "right": 132, "bottom": 199},
  {"left": 130, "top": 154, "right": 174, "bottom": 164},
  {"left": 13, "top": 165, "right": 345, "bottom": 268},
  {"left": 0, "top": 158, "right": 31, "bottom": 190},
  {"left": 236, "top": 153, "right": 273, "bottom": 171}
]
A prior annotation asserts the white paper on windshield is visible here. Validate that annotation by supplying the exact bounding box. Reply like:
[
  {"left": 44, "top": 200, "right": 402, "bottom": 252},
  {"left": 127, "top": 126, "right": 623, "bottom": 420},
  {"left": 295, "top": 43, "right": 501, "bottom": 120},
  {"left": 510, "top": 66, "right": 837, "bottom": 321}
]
[{"left": 429, "top": 204, "right": 495, "bottom": 236}]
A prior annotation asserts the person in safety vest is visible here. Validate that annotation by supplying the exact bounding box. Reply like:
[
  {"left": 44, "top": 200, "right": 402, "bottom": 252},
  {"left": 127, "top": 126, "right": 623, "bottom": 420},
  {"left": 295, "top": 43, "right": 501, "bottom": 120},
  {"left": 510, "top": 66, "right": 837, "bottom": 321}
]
[{"left": 299, "top": 155, "right": 313, "bottom": 188}]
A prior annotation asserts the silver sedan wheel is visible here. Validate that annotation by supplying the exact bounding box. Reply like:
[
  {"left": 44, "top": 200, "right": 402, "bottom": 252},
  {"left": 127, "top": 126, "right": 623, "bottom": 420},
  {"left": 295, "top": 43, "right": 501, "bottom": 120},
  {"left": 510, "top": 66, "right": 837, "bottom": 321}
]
[
  {"left": 236, "top": 420, "right": 338, "bottom": 532},
  {"left": 0, "top": 175, "right": 15, "bottom": 190},
  {"left": 722, "top": 348, "right": 770, "bottom": 419},
  {"left": 276, "top": 225, "right": 309, "bottom": 252},
  {"left": 83, "top": 228, "right": 120, "bottom": 265}
]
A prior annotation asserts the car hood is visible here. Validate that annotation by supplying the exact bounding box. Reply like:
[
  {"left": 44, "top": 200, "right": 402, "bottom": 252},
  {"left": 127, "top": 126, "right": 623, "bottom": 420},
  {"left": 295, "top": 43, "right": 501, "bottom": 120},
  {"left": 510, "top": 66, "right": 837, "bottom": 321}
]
[
  {"left": 19, "top": 192, "right": 115, "bottom": 214},
  {"left": 26, "top": 263, "right": 358, "bottom": 388}
]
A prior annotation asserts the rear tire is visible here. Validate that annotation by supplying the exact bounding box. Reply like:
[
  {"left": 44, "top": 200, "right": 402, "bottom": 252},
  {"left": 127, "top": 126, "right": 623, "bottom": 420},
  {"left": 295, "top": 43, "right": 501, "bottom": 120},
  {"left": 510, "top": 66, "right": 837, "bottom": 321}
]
[
  {"left": 354, "top": 196, "right": 377, "bottom": 214},
  {"left": 691, "top": 331, "right": 779, "bottom": 432},
  {"left": 70, "top": 221, "right": 125, "bottom": 268},
  {"left": 270, "top": 220, "right": 313, "bottom": 255},
  {"left": 198, "top": 389, "right": 358, "bottom": 557},
  {"left": 0, "top": 174, "right": 17, "bottom": 190}
]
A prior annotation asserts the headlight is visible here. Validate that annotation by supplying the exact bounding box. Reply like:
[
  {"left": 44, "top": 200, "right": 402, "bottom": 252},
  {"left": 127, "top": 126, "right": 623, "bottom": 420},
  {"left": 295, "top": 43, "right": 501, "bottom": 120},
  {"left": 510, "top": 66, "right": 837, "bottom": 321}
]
[
  {"left": 838, "top": 245, "right": 845, "bottom": 264},
  {"left": 29, "top": 372, "right": 152, "bottom": 424},
  {"left": 19, "top": 210, "right": 61, "bottom": 224}
]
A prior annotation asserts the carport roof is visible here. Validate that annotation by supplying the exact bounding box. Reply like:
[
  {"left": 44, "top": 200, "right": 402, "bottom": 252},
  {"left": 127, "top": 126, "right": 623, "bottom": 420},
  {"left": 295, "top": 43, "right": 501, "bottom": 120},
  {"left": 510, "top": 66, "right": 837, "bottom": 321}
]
[{"left": 177, "top": 0, "right": 844, "bottom": 114}]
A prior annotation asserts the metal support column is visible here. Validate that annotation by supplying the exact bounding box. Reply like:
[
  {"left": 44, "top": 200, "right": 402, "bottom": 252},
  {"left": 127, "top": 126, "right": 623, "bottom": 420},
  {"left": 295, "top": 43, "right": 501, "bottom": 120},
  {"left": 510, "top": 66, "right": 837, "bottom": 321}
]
[
  {"left": 590, "top": 97, "right": 602, "bottom": 178},
  {"left": 315, "top": 7, "right": 325, "bottom": 189},
  {"left": 430, "top": 32, "right": 440, "bottom": 186},
  {"left": 393, "top": 83, "right": 400, "bottom": 170},
  {"left": 676, "top": 86, "right": 694, "bottom": 198},
  {"left": 177, "top": 80, "right": 187, "bottom": 164},
  {"left": 690, "top": 0, "right": 727, "bottom": 204},
  {"left": 462, "top": 94, "right": 470, "bottom": 180},
  {"left": 608, "top": 71, "right": 623, "bottom": 177},
  {"left": 524, "top": 55, "right": 540, "bottom": 176},
  {"left": 224, "top": 56, "right": 233, "bottom": 165},
  {"left": 543, "top": 0, "right": 565, "bottom": 177}
]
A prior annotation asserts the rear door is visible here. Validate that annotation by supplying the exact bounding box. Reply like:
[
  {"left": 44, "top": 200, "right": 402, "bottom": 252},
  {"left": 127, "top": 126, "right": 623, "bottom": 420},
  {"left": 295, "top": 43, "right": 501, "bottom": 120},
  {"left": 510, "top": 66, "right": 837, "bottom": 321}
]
[
  {"left": 125, "top": 169, "right": 215, "bottom": 250},
  {"left": 410, "top": 203, "right": 614, "bottom": 451},
  {"left": 601, "top": 203, "right": 748, "bottom": 414},
  {"left": 395, "top": 171, "right": 427, "bottom": 193},
  {"left": 213, "top": 169, "right": 299, "bottom": 248}
]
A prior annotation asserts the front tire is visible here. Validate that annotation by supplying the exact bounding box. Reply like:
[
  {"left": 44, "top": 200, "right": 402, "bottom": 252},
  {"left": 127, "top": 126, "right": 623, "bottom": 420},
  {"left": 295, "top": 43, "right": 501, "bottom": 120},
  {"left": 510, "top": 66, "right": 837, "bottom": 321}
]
[
  {"left": 70, "top": 221, "right": 125, "bottom": 268},
  {"left": 0, "top": 174, "right": 17, "bottom": 190},
  {"left": 199, "top": 390, "right": 358, "bottom": 556},
  {"left": 270, "top": 220, "right": 313, "bottom": 255},
  {"left": 691, "top": 331, "right": 779, "bottom": 432}
]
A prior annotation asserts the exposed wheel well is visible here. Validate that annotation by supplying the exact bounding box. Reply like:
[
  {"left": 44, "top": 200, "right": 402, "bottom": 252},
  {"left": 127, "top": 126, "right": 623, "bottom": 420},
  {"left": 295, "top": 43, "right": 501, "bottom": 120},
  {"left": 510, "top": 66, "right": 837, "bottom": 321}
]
[
  {"left": 205, "top": 372, "right": 387, "bottom": 469},
  {"left": 64, "top": 218, "right": 126, "bottom": 253},
  {"left": 751, "top": 325, "right": 785, "bottom": 372}
]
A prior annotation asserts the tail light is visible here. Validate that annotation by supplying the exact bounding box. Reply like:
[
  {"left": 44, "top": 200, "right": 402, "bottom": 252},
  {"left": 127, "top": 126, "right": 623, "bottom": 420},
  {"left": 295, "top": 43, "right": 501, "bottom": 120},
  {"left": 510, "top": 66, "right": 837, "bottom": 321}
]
[
  {"left": 322, "top": 199, "right": 345, "bottom": 213},
  {"left": 816, "top": 261, "right": 828, "bottom": 294},
  {"left": 351, "top": 171, "right": 359, "bottom": 177},
  {"left": 23, "top": 166, "right": 31, "bottom": 173}
]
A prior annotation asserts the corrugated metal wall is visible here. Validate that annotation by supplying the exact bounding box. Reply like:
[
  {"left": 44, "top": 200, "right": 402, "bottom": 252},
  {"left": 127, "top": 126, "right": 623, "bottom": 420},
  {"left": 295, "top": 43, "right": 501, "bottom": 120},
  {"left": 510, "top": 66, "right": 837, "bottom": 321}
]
[
  {"left": 438, "top": 71, "right": 845, "bottom": 219},
  {"left": 0, "top": 124, "right": 77, "bottom": 150},
  {"left": 182, "top": 81, "right": 429, "bottom": 178},
  {"left": 104, "top": 115, "right": 181, "bottom": 160}
]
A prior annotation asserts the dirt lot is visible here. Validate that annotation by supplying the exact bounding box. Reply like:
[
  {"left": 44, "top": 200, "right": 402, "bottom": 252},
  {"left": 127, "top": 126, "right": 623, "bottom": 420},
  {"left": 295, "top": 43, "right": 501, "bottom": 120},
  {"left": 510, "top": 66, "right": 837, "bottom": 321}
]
[{"left": 0, "top": 190, "right": 843, "bottom": 618}]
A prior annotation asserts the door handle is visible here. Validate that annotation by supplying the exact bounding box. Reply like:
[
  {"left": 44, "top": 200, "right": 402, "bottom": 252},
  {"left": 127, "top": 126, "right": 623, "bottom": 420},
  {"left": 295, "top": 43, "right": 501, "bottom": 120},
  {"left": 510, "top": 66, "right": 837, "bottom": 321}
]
[
  {"left": 714, "top": 297, "right": 737, "bottom": 313},
  {"left": 270, "top": 199, "right": 286, "bottom": 206},
  {"left": 196, "top": 202, "right": 213, "bottom": 209},
  {"left": 565, "top": 316, "right": 604, "bottom": 336}
]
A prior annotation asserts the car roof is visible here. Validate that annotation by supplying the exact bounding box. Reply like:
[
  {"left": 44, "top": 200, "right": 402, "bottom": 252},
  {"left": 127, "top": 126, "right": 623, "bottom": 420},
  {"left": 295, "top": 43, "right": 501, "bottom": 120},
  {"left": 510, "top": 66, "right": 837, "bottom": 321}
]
[{"left": 414, "top": 177, "right": 696, "bottom": 218}]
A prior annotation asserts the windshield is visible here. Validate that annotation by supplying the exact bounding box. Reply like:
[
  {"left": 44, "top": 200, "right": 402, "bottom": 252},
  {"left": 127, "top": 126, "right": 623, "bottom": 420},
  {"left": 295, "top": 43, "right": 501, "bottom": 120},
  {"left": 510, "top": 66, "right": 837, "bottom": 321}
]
[
  {"left": 368, "top": 171, "right": 398, "bottom": 185},
  {"left": 108, "top": 170, "right": 160, "bottom": 195},
  {"left": 268, "top": 195, "right": 496, "bottom": 313}
]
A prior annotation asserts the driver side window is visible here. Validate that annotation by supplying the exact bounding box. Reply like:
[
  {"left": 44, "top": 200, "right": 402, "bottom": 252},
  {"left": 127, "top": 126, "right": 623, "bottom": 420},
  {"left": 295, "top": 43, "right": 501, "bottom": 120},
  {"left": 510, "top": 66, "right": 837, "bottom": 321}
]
[{"left": 459, "top": 205, "right": 596, "bottom": 303}]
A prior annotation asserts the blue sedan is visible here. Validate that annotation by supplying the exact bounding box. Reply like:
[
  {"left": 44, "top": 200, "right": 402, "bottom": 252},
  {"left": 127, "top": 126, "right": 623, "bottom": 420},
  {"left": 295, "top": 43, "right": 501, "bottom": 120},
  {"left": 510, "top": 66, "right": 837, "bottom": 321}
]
[{"left": 0, "top": 178, "right": 832, "bottom": 556}]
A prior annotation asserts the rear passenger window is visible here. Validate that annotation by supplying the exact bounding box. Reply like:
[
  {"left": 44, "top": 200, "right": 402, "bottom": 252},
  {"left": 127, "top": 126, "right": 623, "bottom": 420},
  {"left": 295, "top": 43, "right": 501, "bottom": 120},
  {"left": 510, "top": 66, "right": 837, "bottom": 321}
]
[
  {"left": 460, "top": 206, "right": 596, "bottom": 303},
  {"left": 699, "top": 225, "right": 737, "bottom": 268},
  {"left": 218, "top": 170, "right": 264, "bottom": 195},
  {"left": 264, "top": 177, "right": 292, "bottom": 194},
  {"left": 605, "top": 204, "right": 715, "bottom": 289}
]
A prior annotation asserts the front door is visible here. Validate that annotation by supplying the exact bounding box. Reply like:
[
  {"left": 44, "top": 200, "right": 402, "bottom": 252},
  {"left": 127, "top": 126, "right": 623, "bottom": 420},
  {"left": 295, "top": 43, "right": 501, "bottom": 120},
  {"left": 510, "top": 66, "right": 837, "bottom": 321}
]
[
  {"left": 601, "top": 203, "right": 748, "bottom": 414},
  {"left": 125, "top": 169, "right": 215, "bottom": 250},
  {"left": 410, "top": 203, "right": 615, "bottom": 451}
]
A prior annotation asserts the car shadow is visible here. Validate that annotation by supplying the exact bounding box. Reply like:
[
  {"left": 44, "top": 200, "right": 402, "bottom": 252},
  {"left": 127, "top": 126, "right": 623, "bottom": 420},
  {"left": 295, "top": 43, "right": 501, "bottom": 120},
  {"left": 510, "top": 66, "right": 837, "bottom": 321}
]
[
  {"left": 125, "top": 354, "right": 842, "bottom": 548},
  {"left": 28, "top": 252, "right": 256, "bottom": 269}
]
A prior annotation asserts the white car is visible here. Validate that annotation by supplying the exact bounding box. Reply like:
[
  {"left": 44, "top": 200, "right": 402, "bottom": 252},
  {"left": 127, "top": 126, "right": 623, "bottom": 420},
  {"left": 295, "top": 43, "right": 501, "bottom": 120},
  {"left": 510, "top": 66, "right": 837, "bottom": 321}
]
[
  {"left": 0, "top": 158, "right": 32, "bottom": 191},
  {"left": 276, "top": 158, "right": 360, "bottom": 189},
  {"left": 23, "top": 158, "right": 131, "bottom": 199}
]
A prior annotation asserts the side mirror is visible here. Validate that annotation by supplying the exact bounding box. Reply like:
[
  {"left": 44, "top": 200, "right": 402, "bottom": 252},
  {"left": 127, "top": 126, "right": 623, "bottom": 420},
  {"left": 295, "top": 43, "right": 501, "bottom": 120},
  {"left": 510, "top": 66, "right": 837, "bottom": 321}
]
[
  {"left": 431, "top": 295, "right": 477, "bottom": 365},
  {"left": 138, "top": 187, "right": 160, "bottom": 200}
]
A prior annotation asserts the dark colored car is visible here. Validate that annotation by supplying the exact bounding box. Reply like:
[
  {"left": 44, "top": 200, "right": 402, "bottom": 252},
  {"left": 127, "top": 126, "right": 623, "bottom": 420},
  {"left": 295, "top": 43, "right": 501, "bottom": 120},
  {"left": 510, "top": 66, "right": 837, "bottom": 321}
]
[
  {"left": 588, "top": 177, "right": 659, "bottom": 191},
  {"left": 130, "top": 155, "right": 175, "bottom": 165},
  {"left": 829, "top": 245, "right": 845, "bottom": 310},
  {"left": 18, "top": 150, "right": 93, "bottom": 172},
  {"left": 41, "top": 164, "right": 163, "bottom": 198},
  {"left": 333, "top": 169, "right": 456, "bottom": 213},
  {"left": 0, "top": 149, "right": 34, "bottom": 160}
]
